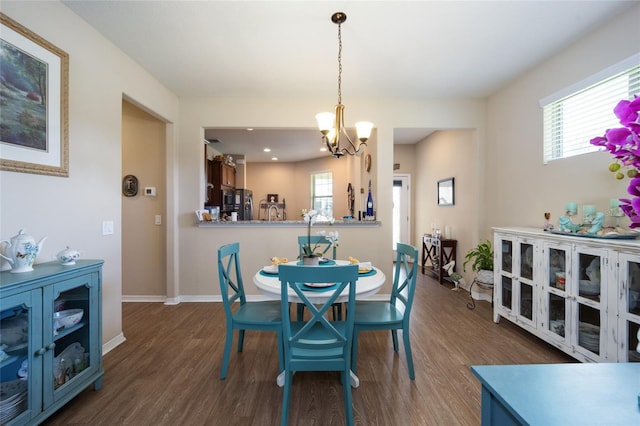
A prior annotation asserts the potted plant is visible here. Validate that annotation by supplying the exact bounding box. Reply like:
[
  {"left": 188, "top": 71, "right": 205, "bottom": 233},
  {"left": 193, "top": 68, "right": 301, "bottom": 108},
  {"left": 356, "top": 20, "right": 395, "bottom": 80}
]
[
  {"left": 300, "top": 209, "right": 338, "bottom": 265},
  {"left": 463, "top": 239, "right": 494, "bottom": 285}
]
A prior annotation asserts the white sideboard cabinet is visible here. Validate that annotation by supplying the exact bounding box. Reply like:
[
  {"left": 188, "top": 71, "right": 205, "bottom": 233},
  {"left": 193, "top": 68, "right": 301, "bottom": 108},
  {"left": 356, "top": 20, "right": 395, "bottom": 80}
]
[
  {"left": 0, "top": 260, "right": 103, "bottom": 425},
  {"left": 493, "top": 227, "right": 640, "bottom": 363}
]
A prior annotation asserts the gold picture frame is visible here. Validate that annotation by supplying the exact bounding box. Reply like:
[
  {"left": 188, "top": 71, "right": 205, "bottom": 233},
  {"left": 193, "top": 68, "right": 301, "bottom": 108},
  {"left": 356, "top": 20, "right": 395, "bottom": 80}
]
[{"left": 0, "top": 13, "right": 69, "bottom": 177}]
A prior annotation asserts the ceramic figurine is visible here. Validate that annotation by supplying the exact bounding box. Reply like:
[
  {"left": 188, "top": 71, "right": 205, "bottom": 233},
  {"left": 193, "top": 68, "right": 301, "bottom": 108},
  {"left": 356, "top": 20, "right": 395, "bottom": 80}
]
[
  {"left": 443, "top": 260, "right": 465, "bottom": 291},
  {"left": 586, "top": 212, "right": 605, "bottom": 235},
  {"left": 558, "top": 216, "right": 582, "bottom": 233}
]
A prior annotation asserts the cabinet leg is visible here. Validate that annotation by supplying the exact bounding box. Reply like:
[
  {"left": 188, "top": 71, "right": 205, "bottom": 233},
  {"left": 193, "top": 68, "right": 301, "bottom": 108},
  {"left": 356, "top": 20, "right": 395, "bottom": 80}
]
[{"left": 93, "top": 376, "right": 103, "bottom": 391}]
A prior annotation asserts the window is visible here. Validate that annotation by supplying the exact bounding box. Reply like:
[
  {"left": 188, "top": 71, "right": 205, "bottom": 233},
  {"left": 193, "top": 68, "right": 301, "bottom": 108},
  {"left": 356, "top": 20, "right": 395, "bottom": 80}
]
[
  {"left": 311, "top": 171, "right": 333, "bottom": 219},
  {"left": 541, "top": 56, "right": 640, "bottom": 163}
]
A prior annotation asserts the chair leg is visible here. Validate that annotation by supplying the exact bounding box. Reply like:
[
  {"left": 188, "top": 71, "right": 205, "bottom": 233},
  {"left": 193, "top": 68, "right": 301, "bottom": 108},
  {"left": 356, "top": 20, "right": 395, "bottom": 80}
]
[
  {"left": 402, "top": 328, "right": 415, "bottom": 380},
  {"left": 342, "top": 370, "right": 354, "bottom": 426},
  {"left": 351, "top": 330, "right": 359, "bottom": 375},
  {"left": 391, "top": 330, "right": 399, "bottom": 352},
  {"left": 332, "top": 303, "right": 342, "bottom": 320},
  {"left": 281, "top": 370, "right": 293, "bottom": 426},
  {"left": 276, "top": 330, "right": 284, "bottom": 372},
  {"left": 220, "top": 326, "right": 234, "bottom": 380},
  {"left": 237, "top": 329, "right": 245, "bottom": 352}
]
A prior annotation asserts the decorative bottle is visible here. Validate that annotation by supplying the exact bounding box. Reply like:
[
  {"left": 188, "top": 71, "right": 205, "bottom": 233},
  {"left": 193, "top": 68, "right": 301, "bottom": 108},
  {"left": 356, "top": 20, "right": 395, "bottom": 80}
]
[{"left": 366, "top": 188, "right": 374, "bottom": 217}]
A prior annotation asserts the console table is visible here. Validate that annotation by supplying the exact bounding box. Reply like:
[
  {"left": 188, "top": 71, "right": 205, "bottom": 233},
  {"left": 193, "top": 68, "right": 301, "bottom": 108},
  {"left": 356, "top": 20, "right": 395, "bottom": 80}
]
[
  {"left": 471, "top": 363, "right": 640, "bottom": 425},
  {"left": 421, "top": 234, "right": 457, "bottom": 284}
]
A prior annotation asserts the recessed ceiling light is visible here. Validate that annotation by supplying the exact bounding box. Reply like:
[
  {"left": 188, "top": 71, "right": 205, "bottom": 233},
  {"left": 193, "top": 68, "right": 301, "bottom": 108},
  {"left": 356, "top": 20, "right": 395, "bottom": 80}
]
[
  {"left": 271, "top": 157, "right": 278, "bottom": 161},
  {"left": 247, "top": 128, "right": 254, "bottom": 131},
  {"left": 320, "top": 147, "right": 327, "bottom": 152},
  {"left": 264, "top": 148, "right": 271, "bottom": 152}
]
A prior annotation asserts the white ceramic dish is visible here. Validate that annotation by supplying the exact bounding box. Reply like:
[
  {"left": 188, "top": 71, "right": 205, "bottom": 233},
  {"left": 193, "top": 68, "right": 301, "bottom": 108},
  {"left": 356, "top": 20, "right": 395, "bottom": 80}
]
[
  {"left": 303, "top": 282, "right": 335, "bottom": 288},
  {"left": 53, "top": 308, "right": 84, "bottom": 330},
  {"left": 262, "top": 265, "right": 278, "bottom": 274},
  {"left": 579, "top": 279, "right": 600, "bottom": 295}
]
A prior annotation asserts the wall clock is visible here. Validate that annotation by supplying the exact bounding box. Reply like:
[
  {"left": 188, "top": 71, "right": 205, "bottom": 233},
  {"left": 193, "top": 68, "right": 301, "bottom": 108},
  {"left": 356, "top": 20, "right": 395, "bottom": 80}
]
[{"left": 365, "top": 154, "right": 372, "bottom": 172}]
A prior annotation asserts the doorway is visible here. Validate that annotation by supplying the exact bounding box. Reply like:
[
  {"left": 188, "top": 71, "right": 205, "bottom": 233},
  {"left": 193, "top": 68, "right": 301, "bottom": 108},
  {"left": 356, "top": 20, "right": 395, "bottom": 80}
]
[
  {"left": 121, "top": 100, "right": 167, "bottom": 299},
  {"left": 393, "top": 174, "right": 411, "bottom": 257}
]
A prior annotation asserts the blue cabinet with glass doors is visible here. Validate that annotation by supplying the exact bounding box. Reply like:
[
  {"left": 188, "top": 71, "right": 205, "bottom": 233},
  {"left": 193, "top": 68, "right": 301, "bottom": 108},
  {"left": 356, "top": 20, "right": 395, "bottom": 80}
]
[{"left": 0, "top": 260, "right": 103, "bottom": 425}]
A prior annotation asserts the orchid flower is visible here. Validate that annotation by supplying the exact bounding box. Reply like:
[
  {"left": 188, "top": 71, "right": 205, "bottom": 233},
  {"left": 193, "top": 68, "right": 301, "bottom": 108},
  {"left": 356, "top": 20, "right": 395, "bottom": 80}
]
[{"left": 590, "top": 94, "right": 640, "bottom": 225}]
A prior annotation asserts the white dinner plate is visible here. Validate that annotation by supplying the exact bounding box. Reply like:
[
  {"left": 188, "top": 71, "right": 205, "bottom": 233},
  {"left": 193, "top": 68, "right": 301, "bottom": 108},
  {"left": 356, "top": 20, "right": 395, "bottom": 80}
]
[
  {"left": 303, "top": 282, "right": 335, "bottom": 288},
  {"left": 262, "top": 265, "right": 278, "bottom": 274}
]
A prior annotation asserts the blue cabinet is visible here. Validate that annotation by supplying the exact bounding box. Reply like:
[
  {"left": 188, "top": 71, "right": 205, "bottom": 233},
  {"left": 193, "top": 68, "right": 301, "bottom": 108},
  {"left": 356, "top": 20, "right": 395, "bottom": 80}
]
[{"left": 0, "top": 260, "right": 103, "bottom": 425}]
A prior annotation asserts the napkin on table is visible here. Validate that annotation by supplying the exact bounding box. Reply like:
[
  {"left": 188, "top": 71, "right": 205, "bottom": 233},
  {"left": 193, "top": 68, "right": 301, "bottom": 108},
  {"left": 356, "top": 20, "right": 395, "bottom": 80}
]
[{"left": 358, "top": 262, "right": 372, "bottom": 273}]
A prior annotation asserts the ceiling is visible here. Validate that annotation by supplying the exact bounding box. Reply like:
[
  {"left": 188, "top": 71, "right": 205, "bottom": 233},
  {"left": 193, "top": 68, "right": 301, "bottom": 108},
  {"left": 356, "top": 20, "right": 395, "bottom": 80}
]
[{"left": 63, "top": 1, "right": 634, "bottom": 162}]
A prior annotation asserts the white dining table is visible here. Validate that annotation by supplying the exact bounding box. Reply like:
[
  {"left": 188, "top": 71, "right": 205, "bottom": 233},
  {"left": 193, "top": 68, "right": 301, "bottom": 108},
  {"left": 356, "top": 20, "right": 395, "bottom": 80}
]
[{"left": 252, "top": 260, "right": 386, "bottom": 388}]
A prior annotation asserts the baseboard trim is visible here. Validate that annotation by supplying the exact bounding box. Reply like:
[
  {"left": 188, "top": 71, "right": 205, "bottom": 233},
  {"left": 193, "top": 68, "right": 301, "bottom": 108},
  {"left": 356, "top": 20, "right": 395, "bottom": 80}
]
[{"left": 102, "top": 332, "right": 126, "bottom": 355}]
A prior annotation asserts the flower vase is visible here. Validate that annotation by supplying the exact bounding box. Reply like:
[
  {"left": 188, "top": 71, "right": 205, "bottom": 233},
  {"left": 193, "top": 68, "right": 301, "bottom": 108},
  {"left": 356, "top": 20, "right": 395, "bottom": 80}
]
[{"left": 302, "top": 256, "right": 320, "bottom": 266}]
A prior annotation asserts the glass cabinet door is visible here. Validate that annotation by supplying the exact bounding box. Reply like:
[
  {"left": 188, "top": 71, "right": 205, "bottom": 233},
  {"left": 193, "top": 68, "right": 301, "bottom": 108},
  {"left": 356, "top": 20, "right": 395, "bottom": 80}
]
[
  {"left": 0, "top": 291, "right": 39, "bottom": 424},
  {"left": 542, "top": 243, "right": 570, "bottom": 342},
  {"left": 497, "top": 238, "right": 513, "bottom": 312},
  {"left": 47, "top": 275, "right": 96, "bottom": 406},
  {"left": 619, "top": 253, "right": 640, "bottom": 362},
  {"left": 572, "top": 247, "right": 606, "bottom": 360},
  {"left": 517, "top": 241, "right": 535, "bottom": 324}
]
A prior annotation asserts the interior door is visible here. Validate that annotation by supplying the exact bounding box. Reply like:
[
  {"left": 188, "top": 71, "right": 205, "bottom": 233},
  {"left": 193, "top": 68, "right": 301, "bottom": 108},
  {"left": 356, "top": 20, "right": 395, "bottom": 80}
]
[{"left": 393, "top": 174, "right": 411, "bottom": 258}]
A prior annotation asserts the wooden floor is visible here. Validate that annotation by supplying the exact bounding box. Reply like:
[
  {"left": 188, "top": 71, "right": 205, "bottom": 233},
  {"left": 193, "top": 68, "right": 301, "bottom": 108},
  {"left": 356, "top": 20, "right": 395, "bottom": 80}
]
[{"left": 44, "top": 273, "right": 574, "bottom": 425}]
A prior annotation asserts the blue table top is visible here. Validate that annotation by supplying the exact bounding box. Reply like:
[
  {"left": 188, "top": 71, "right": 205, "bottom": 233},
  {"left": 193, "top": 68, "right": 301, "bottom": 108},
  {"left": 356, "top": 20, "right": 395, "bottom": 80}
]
[{"left": 471, "top": 363, "right": 640, "bottom": 426}]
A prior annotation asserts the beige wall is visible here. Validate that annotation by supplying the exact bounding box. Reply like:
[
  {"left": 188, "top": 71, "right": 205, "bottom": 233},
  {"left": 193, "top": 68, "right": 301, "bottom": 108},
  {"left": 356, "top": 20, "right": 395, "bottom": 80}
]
[
  {"left": 177, "top": 97, "right": 484, "bottom": 298},
  {"left": 3, "top": 1, "right": 635, "bottom": 351},
  {"left": 122, "top": 101, "right": 166, "bottom": 297},
  {"left": 0, "top": 2, "right": 179, "bottom": 350},
  {"left": 485, "top": 5, "right": 640, "bottom": 232}
]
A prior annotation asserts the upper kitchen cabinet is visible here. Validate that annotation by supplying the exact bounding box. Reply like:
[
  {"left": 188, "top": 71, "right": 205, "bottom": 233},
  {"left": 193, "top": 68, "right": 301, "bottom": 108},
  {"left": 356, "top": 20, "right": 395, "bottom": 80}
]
[{"left": 206, "top": 159, "right": 236, "bottom": 207}]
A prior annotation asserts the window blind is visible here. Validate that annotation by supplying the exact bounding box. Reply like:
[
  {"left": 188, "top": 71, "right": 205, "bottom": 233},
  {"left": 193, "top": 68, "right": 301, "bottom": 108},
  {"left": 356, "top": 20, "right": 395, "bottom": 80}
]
[{"left": 542, "top": 60, "right": 640, "bottom": 164}]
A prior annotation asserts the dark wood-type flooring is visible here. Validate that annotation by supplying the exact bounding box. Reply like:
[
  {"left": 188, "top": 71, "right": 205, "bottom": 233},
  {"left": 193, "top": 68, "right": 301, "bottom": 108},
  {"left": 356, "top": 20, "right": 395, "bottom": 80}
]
[{"left": 44, "top": 273, "right": 574, "bottom": 425}]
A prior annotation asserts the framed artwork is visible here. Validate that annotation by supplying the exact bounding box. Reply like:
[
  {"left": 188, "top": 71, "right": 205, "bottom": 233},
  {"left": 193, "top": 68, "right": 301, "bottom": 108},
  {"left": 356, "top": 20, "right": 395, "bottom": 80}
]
[
  {"left": 0, "top": 13, "right": 69, "bottom": 176},
  {"left": 437, "top": 177, "right": 455, "bottom": 206}
]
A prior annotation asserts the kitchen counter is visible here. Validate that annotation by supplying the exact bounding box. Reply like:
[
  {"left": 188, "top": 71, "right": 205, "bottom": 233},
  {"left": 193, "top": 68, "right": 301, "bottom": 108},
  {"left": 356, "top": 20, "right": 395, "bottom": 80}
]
[{"left": 197, "top": 219, "right": 380, "bottom": 228}]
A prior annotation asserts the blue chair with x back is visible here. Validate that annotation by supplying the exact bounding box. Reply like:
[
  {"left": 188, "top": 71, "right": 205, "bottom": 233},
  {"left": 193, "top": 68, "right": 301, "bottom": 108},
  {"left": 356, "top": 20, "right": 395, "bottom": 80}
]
[
  {"left": 351, "top": 242, "right": 419, "bottom": 379},
  {"left": 278, "top": 263, "right": 359, "bottom": 426},
  {"left": 218, "top": 242, "right": 283, "bottom": 379}
]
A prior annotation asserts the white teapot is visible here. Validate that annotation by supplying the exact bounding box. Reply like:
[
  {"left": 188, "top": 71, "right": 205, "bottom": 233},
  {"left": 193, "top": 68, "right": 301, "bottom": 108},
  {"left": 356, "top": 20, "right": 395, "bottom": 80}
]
[{"left": 0, "top": 229, "right": 47, "bottom": 273}]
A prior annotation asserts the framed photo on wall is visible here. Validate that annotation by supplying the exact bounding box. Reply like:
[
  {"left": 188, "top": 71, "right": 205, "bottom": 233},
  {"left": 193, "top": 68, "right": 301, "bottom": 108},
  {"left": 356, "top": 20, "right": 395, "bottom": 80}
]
[
  {"left": 0, "top": 13, "right": 69, "bottom": 176},
  {"left": 437, "top": 177, "right": 455, "bottom": 206}
]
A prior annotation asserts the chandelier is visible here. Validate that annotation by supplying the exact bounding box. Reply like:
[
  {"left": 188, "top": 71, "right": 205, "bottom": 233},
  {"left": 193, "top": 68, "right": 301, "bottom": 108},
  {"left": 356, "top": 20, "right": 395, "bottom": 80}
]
[{"left": 316, "top": 12, "right": 373, "bottom": 158}]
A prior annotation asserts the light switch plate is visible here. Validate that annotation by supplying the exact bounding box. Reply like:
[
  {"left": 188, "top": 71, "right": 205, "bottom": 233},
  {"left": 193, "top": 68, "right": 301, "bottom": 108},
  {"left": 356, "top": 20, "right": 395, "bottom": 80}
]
[{"left": 102, "top": 220, "right": 114, "bottom": 235}]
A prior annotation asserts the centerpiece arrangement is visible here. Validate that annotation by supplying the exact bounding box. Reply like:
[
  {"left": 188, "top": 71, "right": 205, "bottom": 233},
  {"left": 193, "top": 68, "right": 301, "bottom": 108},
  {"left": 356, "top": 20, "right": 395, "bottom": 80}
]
[
  {"left": 590, "top": 95, "right": 640, "bottom": 228},
  {"left": 300, "top": 209, "right": 339, "bottom": 265}
]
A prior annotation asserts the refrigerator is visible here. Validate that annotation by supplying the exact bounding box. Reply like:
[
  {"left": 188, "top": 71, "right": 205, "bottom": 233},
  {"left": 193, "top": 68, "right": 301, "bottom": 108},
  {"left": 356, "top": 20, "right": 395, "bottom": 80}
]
[{"left": 234, "top": 189, "right": 253, "bottom": 220}]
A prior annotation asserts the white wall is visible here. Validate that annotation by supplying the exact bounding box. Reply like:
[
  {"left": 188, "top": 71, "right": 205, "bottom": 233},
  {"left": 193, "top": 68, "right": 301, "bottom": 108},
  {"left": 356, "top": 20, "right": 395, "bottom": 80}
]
[
  {"left": 0, "top": 2, "right": 179, "bottom": 348},
  {"left": 485, "top": 4, "right": 640, "bottom": 231}
]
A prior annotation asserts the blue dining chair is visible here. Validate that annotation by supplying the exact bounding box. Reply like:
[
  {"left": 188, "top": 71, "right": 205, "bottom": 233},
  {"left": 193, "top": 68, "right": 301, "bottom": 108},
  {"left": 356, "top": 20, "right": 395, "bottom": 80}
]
[
  {"left": 296, "top": 235, "right": 341, "bottom": 320},
  {"left": 218, "top": 242, "right": 283, "bottom": 380},
  {"left": 278, "top": 264, "right": 359, "bottom": 426},
  {"left": 351, "top": 242, "right": 419, "bottom": 379}
]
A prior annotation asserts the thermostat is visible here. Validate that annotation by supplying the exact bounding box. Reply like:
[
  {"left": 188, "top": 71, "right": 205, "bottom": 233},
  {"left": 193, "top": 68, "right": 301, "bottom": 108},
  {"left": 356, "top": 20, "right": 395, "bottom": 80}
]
[{"left": 144, "top": 187, "right": 156, "bottom": 197}]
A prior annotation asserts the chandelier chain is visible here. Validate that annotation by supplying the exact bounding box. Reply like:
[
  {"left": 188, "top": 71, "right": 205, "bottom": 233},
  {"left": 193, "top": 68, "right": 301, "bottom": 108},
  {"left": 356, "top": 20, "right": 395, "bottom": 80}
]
[{"left": 337, "top": 21, "right": 342, "bottom": 105}]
